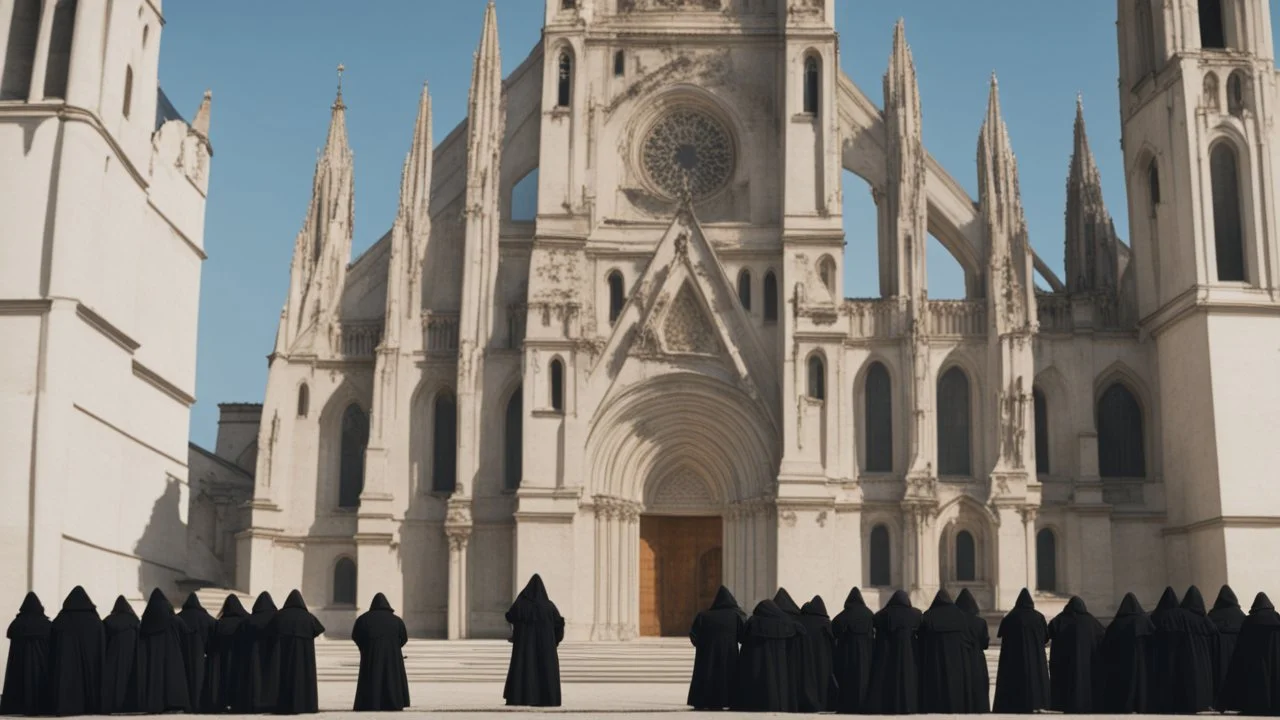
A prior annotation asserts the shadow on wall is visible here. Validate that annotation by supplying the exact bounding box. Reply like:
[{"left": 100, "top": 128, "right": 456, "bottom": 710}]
[{"left": 133, "top": 475, "right": 188, "bottom": 598}]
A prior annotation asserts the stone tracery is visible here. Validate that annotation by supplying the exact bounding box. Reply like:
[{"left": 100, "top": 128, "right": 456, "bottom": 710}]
[{"left": 642, "top": 107, "right": 735, "bottom": 200}]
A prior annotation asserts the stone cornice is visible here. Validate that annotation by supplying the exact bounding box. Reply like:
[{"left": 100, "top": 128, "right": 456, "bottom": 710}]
[
  {"left": 76, "top": 302, "right": 140, "bottom": 352},
  {"left": 1162, "top": 515, "right": 1280, "bottom": 536},
  {"left": 0, "top": 299, "right": 52, "bottom": 315},
  {"left": 1140, "top": 284, "right": 1280, "bottom": 338},
  {"left": 132, "top": 360, "right": 196, "bottom": 407}
]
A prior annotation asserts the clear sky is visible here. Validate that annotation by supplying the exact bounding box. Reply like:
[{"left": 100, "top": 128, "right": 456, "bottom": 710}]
[{"left": 162, "top": 1, "right": 1280, "bottom": 448}]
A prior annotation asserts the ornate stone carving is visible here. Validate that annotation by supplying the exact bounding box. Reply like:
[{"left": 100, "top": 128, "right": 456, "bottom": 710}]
[
  {"left": 642, "top": 107, "right": 735, "bottom": 200},
  {"left": 620, "top": 0, "right": 722, "bottom": 13},
  {"left": 999, "top": 376, "right": 1031, "bottom": 468},
  {"left": 649, "top": 472, "right": 715, "bottom": 510},
  {"left": 779, "top": 509, "right": 797, "bottom": 527},
  {"left": 662, "top": 284, "right": 721, "bottom": 355}
]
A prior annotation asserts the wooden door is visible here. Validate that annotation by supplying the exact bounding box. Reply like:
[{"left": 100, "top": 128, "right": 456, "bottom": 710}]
[{"left": 639, "top": 516, "right": 722, "bottom": 637}]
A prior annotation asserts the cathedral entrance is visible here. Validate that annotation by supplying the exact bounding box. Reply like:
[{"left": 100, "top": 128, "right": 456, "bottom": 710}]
[{"left": 638, "top": 515, "right": 722, "bottom": 637}]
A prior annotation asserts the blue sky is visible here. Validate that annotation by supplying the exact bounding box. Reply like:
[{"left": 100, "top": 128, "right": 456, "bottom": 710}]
[{"left": 162, "top": 1, "right": 1280, "bottom": 448}]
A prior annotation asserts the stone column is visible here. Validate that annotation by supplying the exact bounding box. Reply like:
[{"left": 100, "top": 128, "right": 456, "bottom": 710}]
[
  {"left": 591, "top": 498, "right": 608, "bottom": 640},
  {"left": 1021, "top": 506, "right": 1038, "bottom": 590},
  {"left": 26, "top": 0, "right": 56, "bottom": 102},
  {"left": 445, "top": 503, "right": 472, "bottom": 640},
  {"left": 65, "top": 0, "right": 107, "bottom": 108},
  {"left": 624, "top": 504, "right": 638, "bottom": 639}
]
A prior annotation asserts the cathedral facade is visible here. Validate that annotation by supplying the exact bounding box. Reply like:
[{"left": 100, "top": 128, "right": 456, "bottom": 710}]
[{"left": 212, "top": 0, "right": 1280, "bottom": 640}]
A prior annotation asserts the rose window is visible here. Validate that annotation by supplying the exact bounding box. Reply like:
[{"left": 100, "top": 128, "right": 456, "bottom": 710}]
[{"left": 641, "top": 107, "right": 735, "bottom": 200}]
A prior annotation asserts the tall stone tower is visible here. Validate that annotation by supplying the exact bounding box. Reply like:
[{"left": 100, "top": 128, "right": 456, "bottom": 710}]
[{"left": 1116, "top": 0, "right": 1280, "bottom": 589}]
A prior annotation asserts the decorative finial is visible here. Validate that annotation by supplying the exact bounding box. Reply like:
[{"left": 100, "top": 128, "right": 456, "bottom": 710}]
[{"left": 332, "top": 64, "right": 347, "bottom": 110}]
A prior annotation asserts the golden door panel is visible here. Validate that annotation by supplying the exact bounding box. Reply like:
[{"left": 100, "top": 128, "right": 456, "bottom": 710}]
[{"left": 639, "top": 516, "right": 722, "bottom": 637}]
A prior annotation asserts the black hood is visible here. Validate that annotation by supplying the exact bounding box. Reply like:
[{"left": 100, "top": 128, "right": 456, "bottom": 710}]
[
  {"left": 886, "top": 589, "right": 913, "bottom": 609},
  {"left": 1155, "top": 587, "right": 1179, "bottom": 613},
  {"left": 929, "top": 589, "right": 955, "bottom": 610},
  {"left": 710, "top": 586, "right": 741, "bottom": 612},
  {"left": 140, "top": 588, "right": 177, "bottom": 635},
  {"left": 956, "top": 588, "right": 980, "bottom": 616},
  {"left": 61, "top": 586, "right": 96, "bottom": 612},
  {"left": 218, "top": 594, "right": 249, "bottom": 619},
  {"left": 1253, "top": 592, "right": 1277, "bottom": 614},
  {"left": 844, "top": 587, "right": 867, "bottom": 610},
  {"left": 1181, "top": 586, "right": 1208, "bottom": 616},
  {"left": 1064, "top": 596, "right": 1089, "bottom": 614},
  {"left": 801, "top": 596, "right": 829, "bottom": 619},
  {"left": 251, "top": 591, "right": 278, "bottom": 615},
  {"left": 773, "top": 588, "right": 802, "bottom": 616},
  {"left": 370, "top": 593, "right": 394, "bottom": 612},
  {"left": 1212, "top": 585, "right": 1240, "bottom": 612},
  {"left": 110, "top": 596, "right": 137, "bottom": 619},
  {"left": 518, "top": 574, "right": 550, "bottom": 605},
  {"left": 182, "top": 593, "right": 205, "bottom": 612},
  {"left": 1116, "top": 592, "right": 1146, "bottom": 617},
  {"left": 282, "top": 590, "right": 308, "bottom": 611},
  {"left": 17, "top": 592, "right": 44, "bottom": 616},
  {"left": 1014, "top": 588, "right": 1035, "bottom": 610}
]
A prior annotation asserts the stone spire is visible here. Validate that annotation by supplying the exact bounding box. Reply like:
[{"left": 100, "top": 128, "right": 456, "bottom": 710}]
[
  {"left": 1064, "top": 95, "right": 1120, "bottom": 294},
  {"left": 977, "top": 74, "right": 1035, "bottom": 333},
  {"left": 192, "top": 90, "right": 212, "bottom": 139},
  {"left": 381, "top": 83, "right": 433, "bottom": 351}
]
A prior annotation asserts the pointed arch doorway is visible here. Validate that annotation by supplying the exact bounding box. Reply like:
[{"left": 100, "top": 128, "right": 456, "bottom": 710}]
[{"left": 638, "top": 471, "right": 723, "bottom": 637}]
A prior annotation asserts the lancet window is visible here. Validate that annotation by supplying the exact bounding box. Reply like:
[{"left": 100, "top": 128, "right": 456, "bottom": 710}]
[
  {"left": 937, "top": 367, "right": 972, "bottom": 476},
  {"left": 869, "top": 524, "right": 891, "bottom": 586},
  {"left": 504, "top": 388, "right": 523, "bottom": 492},
  {"left": 432, "top": 392, "right": 457, "bottom": 493},
  {"left": 338, "top": 404, "right": 368, "bottom": 508},
  {"left": 1097, "top": 383, "right": 1146, "bottom": 478},
  {"left": 864, "top": 363, "right": 893, "bottom": 473},
  {"left": 1210, "top": 142, "right": 1246, "bottom": 282}
]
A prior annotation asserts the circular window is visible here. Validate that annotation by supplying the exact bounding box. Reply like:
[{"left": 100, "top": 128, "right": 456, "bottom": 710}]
[{"left": 641, "top": 107, "right": 735, "bottom": 201}]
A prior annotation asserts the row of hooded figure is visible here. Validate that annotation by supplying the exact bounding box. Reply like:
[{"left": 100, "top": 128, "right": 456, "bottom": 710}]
[{"left": 686, "top": 583, "right": 1280, "bottom": 715}]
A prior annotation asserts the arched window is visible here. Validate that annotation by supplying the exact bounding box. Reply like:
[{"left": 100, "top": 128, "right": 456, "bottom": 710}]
[
  {"left": 432, "top": 392, "right": 457, "bottom": 493},
  {"left": 737, "top": 269, "right": 752, "bottom": 310},
  {"left": 607, "top": 271, "right": 625, "bottom": 324},
  {"left": 869, "top": 524, "right": 891, "bottom": 586},
  {"left": 1034, "top": 387, "right": 1049, "bottom": 474},
  {"left": 614, "top": 50, "right": 625, "bottom": 77},
  {"left": 550, "top": 359, "right": 565, "bottom": 413},
  {"left": 865, "top": 362, "right": 893, "bottom": 473},
  {"left": 1, "top": 0, "right": 42, "bottom": 100},
  {"left": 1148, "top": 159, "right": 1161, "bottom": 211},
  {"left": 1097, "top": 383, "right": 1146, "bottom": 478},
  {"left": 297, "top": 384, "right": 310, "bottom": 418},
  {"left": 1135, "top": 0, "right": 1156, "bottom": 79},
  {"left": 42, "top": 0, "right": 76, "bottom": 99},
  {"left": 803, "top": 55, "right": 820, "bottom": 114},
  {"left": 937, "top": 367, "right": 972, "bottom": 476},
  {"left": 1203, "top": 72, "right": 1220, "bottom": 111},
  {"left": 956, "top": 530, "right": 976, "bottom": 582},
  {"left": 1199, "top": 0, "right": 1227, "bottom": 49},
  {"left": 556, "top": 51, "right": 572, "bottom": 108},
  {"left": 818, "top": 255, "right": 836, "bottom": 293},
  {"left": 333, "top": 557, "right": 357, "bottom": 606},
  {"left": 1227, "top": 71, "right": 1246, "bottom": 115},
  {"left": 763, "top": 271, "right": 779, "bottom": 323},
  {"left": 1210, "top": 143, "right": 1246, "bottom": 282},
  {"left": 504, "top": 388, "right": 523, "bottom": 492},
  {"left": 807, "top": 354, "right": 826, "bottom": 401},
  {"left": 122, "top": 65, "right": 134, "bottom": 118},
  {"left": 338, "top": 404, "right": 369, "bottom": 508},
  {"left": 1036, "top": 529, "right": 1058, "bottom": 592}
]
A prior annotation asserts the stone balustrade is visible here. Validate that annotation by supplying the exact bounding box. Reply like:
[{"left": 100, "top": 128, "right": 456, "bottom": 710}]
[
  {"left": 339, "top": 321, "right": 383, "bottom": 358},
  {"left": 423, "top": 311, "right": 460, "bottom": 353}
]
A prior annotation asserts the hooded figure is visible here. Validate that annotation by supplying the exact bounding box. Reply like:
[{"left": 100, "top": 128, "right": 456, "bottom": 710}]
[
  {"left": 830, "top": 587, "right": 874, "bottom": 714},
  {"left": 865, "top": 590, "right": 922, "bottom": 714},
  {"left": 992, "top": 589, "right": 1049, "bottom": 713},
  {"left": 798, "top": 596, "right": 837, "bottom": 712},
  {"left": 1, "top": 592, "right": 53, "bottom": 716},
  {"left": 1046, "top": 596, "right": 1105, "bottom": 713},
  {"left": 233, "top": 591, "right": 279, "bottom": 712},
  {"left": 101, "top": 595, "right": 143, "bottom": 713},
  {"left": 956, "top": 589, "right": 990, "bottom": 713},
  {"left": 917, "top": 590, "right": 971, "bottom": 713},
  {"left": 1174, "top": 586, "right": 1220, "bottom": 712},
  {"left": 1220, "top": 592, "right": 1280, "bottom": 715},
  {"left": 1209, "top": 584, "right": 1246, "bottom": 702},
  {"left": 177, "top": 593, "right": 216, "bottom": 712},
  {"left": 48, "top": 587, "right": 104, "bottom": 716},
  {"left": 136, "top": 588, "right": 191, "bottom": 713},
  {"left": 269, "top": 590, "right": 325, "bottom": 714},
  {"left": 772, "top": 588, "right": 811, "bottom": 710},
  {"left": 686, "top": 586, "right": 745, "bottom": 711},
  {"left": 1097, "top": 593, "right": 1154, "bottom": 713},
  {"left": 503, "top": 575, "right": 565, "bottom": 707},
  {"left": 203, "top": 594, "right": 249, "bottom": 713},
  {"left": 352, "top": 593, "right": 410, "bottom": 711},
  {"left": 735, "top": 599, "right": 799, "bottom": 712}
]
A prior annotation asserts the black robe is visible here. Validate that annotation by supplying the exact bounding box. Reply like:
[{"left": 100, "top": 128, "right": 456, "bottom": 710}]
[
  {"left": 918, "top": 590, "right": 971, "bottom": 713},
  {"left": 503, "top": 575, "right": 564, "bottom": 708},
  {"left": 203, "top": 594, "right": 249, "bottom": 713},
  {"left": 1046, "top": 596, "right": 1104, "bottom": 713},
  {"left": 992, "top": 588, "right": 1049, "bottom": 713},
  {"left": 233, "top": 591, "right": 279, "bottom": 713},
  {"left": 1177, "top": 585, "right": 1221, "bottom": 712},
  {"left": 686, "top": 586, "right": 744, "bottom": 710},
  {"left": 798, "top": 596, "right": 837, "bottom": 712},
  {"left": 0, "top": 592, "right": 52, "bottom": 716},
  {"left": 177, "top": 592, "right": 216, "bottom": 712},
  {"left": 773, "top": 588, "right": 812, "bottom": 711},
  {"left": 735, "top": 599, "right": 798, "bottom": 712},
  {"left": 1209, "top": 584, "right": 1246, "bottom": 704},
  {"left": 830, "top": 587, "right": 874, "bottom": 715},
  {"left": 865, "top": 590, "right": 921, "bottom": 714},
  {"left": 1097, "top": 593, "right": 1154, "bottom": 713},
  {"left": 956, "top": 588, "right": 990, "bottom": 713},
  {"left": 136, "top": 588, "right": 191, "bottom": 713},
  {"left": 47, "top": 587, "right": 104, "bottom": 717},
  {"left": 100, "top": 595, "right": 142, "bottom": 714},
  {"left": 352, "top": 593, "right": 410, "bottom": 711},
  {"left": 1220, "top": 592, "right": 1280, "bottom": 715},
  {"left": 269, "top": 590, "right": 325, "bottom": 714}
]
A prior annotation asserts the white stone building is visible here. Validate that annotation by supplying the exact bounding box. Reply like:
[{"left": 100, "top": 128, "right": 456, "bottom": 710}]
[
  {"left": 0, "top": 0, "right": 212, "bottom": 641},
  {"left": 201, "top": 0, "right": 1280, "bottom": 641}
]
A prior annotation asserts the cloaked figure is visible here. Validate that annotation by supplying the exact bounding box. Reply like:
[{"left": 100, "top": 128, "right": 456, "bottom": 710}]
[
  {"left": 917, "top": 590, "right": 971, "bottom": 713},
  {"left": 1220, "top": 592, "right": 1280, "bottom": 715},
  {"left": 1097, "top": 593, "right": 1154, "bottom": 713},
  {"left": 992, "top": 589, "right": 1049, "bottom": 713},
  {"left": 48, "top": 587, "right": 104, "bottom": 717},
  {"left": 830, "top": 588, "right": 874, "bottom": 714},
  {"left": 503, "top": 575, "right": 565, "bottom": 708},
  {"left": 735, "top": 599, "right": 799, "bottom": 712},
  {"left": 1208, "top": 584, "right": 1246, "bottom": 703},
  {"left": 772, "top": 588, "right": 811, "bottom": 710},
  {"left": 203, "top": 594, "right": 249, "bottom": 713},
  {"left": 101, "top": 595, "right": 143, "bottom": 714},
  {"left": 686, "top": 586, "right": 745, "bottom": 711},
  {"left": 1148, "top": 586, "right": 1218, "bottom": 713},
  {"left": 352, "top": 593, "right": 410, "bottom": 711},
  {"left": 177, "top": 593, "right": 216, "bottom": 712},
  {"left": 865, "top": 590, "right": 922, "bottom": 714},
  {"left": 1046, "top": 596, "right": 1104, "bottom": 713},
  {"left": 1176, "top": 586, "right": 1220, "bottom": 712},
  {"left": 797, "top": 596, "right": 837, "bottom": 712},
  {"left": 269, "top": 590, "right": 325, "bottom": 714},
  {"left": 956, "top": 589, "right": 990, "bottom": 713},
  {"left": 0, "top": 592, "right": 53, "bottom": 716},
  {"left": 136, "top": 588, "right": 191, "bottom": 713},
  {"left": 233, "top": 591, "right": 279, "bottom": 713}
]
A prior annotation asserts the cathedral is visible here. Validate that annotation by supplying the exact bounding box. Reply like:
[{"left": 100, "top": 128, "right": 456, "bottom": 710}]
[{"left": 191, "top": 0, "right": 1280, "bottom": 641}]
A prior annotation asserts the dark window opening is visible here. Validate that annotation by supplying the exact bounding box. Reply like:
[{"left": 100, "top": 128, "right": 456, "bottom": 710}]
[
  {"left": 803, "top": 56, "right": 820, "bottom": 114},
  {"left": 1199, "top": 0, "right": 1227, "bottom": 49},
  {"left": 1228, "top": 72, "right": 1245, "bottom": 115},
  {"left": 763, "top": 271, "right": 778, "bottom": 323},
  {"left": 42, "top": 0, "right": 76, "bottom": 100},
  {"left": 562, "top": 0, "right": 576, "bottom": 8},
  {"left": 738, "top": 270, "right": 752, "bottom": 310},
  {"left": 956, "top": 530, "right": 976, "bottom": 582},
  {"left": 556, "top": 51, "right": 572, "bottom": 108},
  {"left": 613, "top": 50, "right": 625, "bottom": 77},
  {"left": 504, "top": 389, "right": 523, "bottom": 492},
  {"left": 333, "top": 558, "right": 357, "bottom": 605},
  {"left": 1034, "top": 388, "right": 1049, "bottom": 474},
  {"left": 122, "top": 65, "right": 134, "bottom": 118},
  {"left": 432, "top": 393, "right": 457, "bottom": 493},
  {"left": 869, "top": 524, "right": 891, "bottom": 586},
  {"left": 865, "top": 363, "right": 893, "bottom": 473},
  {"left": 550, "top": 359, "right": 565, "bottom": 413},
  {"left": 1148, "top": 160, "right": 1161, "bottom": 211},
  {"left": 1210, "top": 143, "right": 1247, "bottom": 282},
  {"left": 937, "top": 367, "right": 972, "bottom": 476},
  {"left": 1, "top": 0, "right": 42, "bottom": 100},
  {"left": 338, "top": 404, "right": 369, "bottom": 508},
  {"left": 1036, "top": 529, "right": 1057, "bottom": 592},
  {"left": 607, "top": 271, "right": 625, "bottom": 324},
  {"left": 807, "top": 354, "right": 826, "bottom": 401},
  {"left": 297, "top": 384, "right": 310, "bottom": 418},
  {"left": 1097, "top": 383, "right": 1146, "bottom": 478}
]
